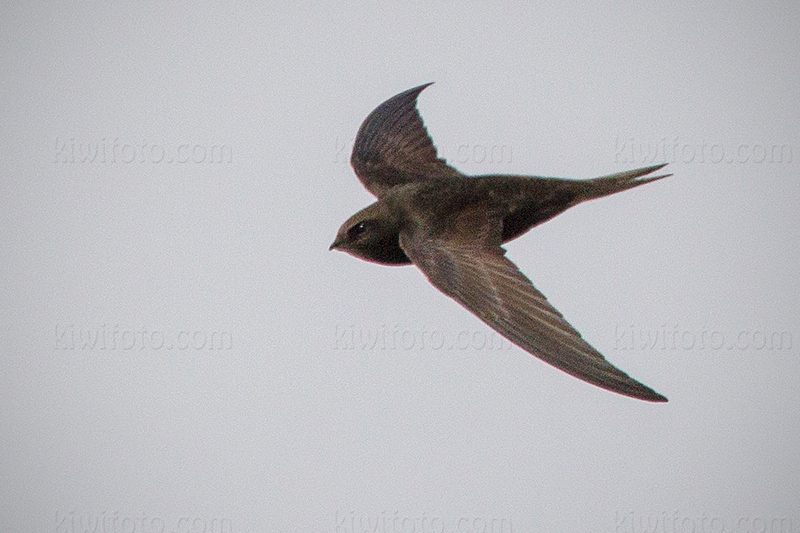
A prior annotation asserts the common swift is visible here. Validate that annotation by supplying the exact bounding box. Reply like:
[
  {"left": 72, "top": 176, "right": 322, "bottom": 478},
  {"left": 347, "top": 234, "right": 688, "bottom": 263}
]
[{"left": 330, "top": 83, "right": 669, "bottom": 402}]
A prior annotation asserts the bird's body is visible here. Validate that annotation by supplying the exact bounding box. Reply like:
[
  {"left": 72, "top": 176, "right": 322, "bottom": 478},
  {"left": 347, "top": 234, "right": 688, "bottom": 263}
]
[
  {"left": 331, "top": 83, "right": 670, "bottom": 402},
  {"left": 341, "top": 171, "right": 659, "bottom": 265}
]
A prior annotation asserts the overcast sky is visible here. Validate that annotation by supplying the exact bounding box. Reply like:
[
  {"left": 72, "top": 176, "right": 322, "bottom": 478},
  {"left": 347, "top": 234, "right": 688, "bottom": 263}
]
[{"left": 2, "top": 2, "right": 799, "bottom": 532}]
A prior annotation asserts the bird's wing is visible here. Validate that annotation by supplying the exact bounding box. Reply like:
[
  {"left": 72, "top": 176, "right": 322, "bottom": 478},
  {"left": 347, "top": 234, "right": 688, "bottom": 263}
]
[
  {"left": 351, "top": 83, "right": 463, "bottom": 198},
  {"left": 399, "top": 210, "right": 667, "bottom": 402}
]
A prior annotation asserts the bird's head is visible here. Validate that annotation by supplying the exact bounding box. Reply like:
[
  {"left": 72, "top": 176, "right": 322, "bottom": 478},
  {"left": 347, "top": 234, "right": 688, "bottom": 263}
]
[{"left": 329, "top": 202, "right": 410, "bottom": 265}]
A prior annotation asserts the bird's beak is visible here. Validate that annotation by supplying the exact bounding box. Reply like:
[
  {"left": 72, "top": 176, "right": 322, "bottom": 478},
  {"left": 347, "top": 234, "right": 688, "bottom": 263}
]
[{"left": 329, "top": 238, "right": 342, "bottom": 251}]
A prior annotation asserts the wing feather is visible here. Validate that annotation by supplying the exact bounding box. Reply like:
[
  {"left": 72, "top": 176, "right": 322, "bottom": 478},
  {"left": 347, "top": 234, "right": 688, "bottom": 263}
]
[
  {"left": 400, "top": 230, "right": 667, "bottom": 402},
  {"left": 351, "top": 83, "right": 462, "bottom": 197}
]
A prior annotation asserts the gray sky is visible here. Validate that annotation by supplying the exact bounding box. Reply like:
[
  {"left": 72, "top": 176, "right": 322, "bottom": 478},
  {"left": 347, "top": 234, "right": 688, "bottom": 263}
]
[{"left": 2, "top": 2, "right": 799, "bottom": 532}]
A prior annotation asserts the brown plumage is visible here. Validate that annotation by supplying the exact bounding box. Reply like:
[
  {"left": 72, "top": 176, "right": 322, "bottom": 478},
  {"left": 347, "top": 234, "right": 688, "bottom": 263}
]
[{"left": 331, "top": 83, "right": 670, "bottom": 402}]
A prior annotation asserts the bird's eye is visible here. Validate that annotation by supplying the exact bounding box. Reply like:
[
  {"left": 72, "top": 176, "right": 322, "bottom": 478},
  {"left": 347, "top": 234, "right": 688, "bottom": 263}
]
[{"left": 348, "top": 221, "right": 370, "bottom": 239}]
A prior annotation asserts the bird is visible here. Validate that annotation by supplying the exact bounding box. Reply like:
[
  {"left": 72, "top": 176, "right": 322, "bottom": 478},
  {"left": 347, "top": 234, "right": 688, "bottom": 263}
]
[{"left": 330, "top": 83, "right": 669, "bottom": 402}]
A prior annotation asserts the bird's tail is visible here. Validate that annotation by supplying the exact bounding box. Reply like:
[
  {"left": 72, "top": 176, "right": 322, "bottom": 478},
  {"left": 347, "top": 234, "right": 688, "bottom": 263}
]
[{"left": 576, "top": 163, "right": 671, "bottom": 202}]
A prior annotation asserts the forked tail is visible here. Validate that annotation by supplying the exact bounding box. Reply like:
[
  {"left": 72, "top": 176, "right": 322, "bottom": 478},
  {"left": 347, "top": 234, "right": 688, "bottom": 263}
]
[{"left": 577, "top": 163, "right": 671, "bottom": 202}]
